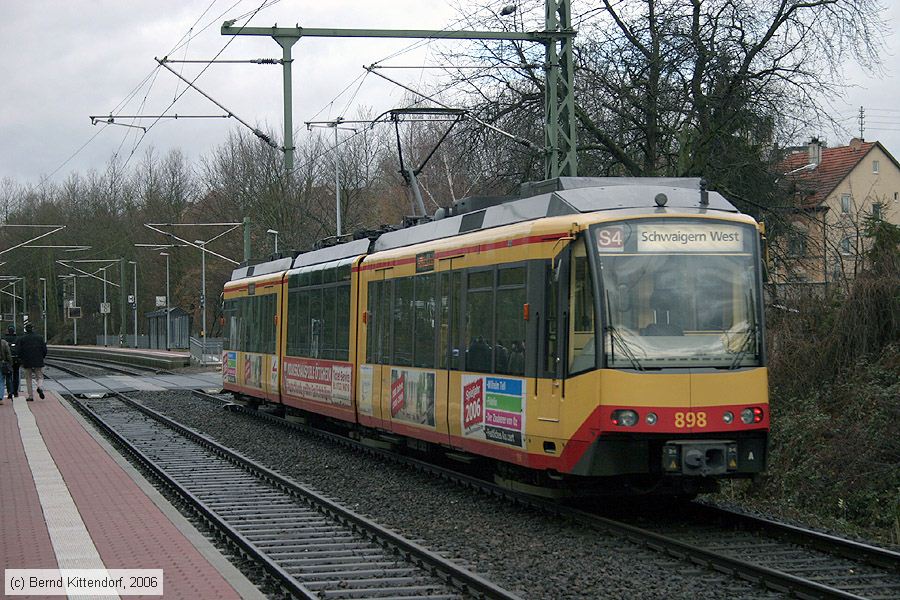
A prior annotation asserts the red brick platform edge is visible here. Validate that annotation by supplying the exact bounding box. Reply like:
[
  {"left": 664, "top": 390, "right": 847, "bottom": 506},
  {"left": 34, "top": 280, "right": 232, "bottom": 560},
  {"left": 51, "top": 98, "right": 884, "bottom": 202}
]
[
  {"left": 29, "top": 395, "right": 241, "bottom": 600},
  {"left": 0, "top": 398, "right": 59, "bottom": 578}
]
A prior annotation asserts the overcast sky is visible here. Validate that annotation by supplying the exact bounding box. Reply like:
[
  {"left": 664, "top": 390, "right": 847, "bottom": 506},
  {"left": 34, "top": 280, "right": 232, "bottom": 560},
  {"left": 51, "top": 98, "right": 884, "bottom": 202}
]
[{"left": 1, "top": 0, "right": 898, "bottom": 186}]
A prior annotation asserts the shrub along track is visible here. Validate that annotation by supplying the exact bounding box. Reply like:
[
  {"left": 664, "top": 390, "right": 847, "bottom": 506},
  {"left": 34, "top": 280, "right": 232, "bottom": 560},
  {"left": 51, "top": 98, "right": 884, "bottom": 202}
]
[{"left": 191, "top": 391, "right": 900, "bottom": 600}]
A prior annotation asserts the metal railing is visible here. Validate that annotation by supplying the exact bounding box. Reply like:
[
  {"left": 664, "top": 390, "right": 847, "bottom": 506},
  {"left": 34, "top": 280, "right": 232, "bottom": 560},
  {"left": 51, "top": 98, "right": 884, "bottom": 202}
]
[{"left": 190, "top": 336, "right": 223, "bottom": 366}]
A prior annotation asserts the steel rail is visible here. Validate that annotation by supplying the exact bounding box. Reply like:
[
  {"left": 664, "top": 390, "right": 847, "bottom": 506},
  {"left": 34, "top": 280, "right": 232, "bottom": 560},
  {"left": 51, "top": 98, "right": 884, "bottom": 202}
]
[
  {"left": 52, "top": 364, "right": 520, "bottom": 600},
  {"left": 690, "top": 504, "right": 900, "bottom": 574},
  {"left": 46, "top": 358, "right": 152, "bottom": 377},
  {"left": 194, "top": 392, "right": 899, "bottom": 600},
  {"left": 110, "top": 394, "right": 521, "bottom": 600},
  {"left": 68, "top": 395, "right": 315, "bottom": 599}
]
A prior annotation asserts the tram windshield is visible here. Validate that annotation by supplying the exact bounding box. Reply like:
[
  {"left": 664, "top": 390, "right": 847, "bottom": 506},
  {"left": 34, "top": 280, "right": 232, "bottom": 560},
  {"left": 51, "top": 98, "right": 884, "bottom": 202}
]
[{"left": 592, "top": 219, "right": 761, "bottom": 369}]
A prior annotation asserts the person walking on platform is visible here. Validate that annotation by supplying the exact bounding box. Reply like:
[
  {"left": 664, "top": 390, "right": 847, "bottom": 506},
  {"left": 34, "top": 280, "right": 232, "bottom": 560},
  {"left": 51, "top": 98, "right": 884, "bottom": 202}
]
[
  {"left": 0, "top": 337, "right": 11, "bottom": 405},
  {"left": 3, "top": 325, "right": 20, "bottom": 399},
  {"left": 17, "top": 323, "right": 47, "bottom": 401}
]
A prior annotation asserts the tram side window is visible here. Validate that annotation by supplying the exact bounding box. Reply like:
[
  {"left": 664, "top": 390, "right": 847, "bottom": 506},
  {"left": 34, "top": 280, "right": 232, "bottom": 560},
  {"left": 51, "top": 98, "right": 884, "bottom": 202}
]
[
  {"left": 544, "top": 263, "right": 559, "bottom": 376},
  {"left": 414, "top": 274, "right": 436, "bottom": 368},
  {"left": 291, "top": 288, "right": 310, "bottom": 356},
  {"left": 322, "top": 287, "right": 337, "bottom": 359},
  {"left": 438, "top": 273, "right": 450, "bottom": 369},
  {"left": 392, "top": 277, "right": 414, "bottom": 366},
  {"left": 377, "top": 280, "right": 391, "bottom": 363},
  {"left": 495, "top": 267, "right": 526, "bottom": 375},
  {"left": 231, "top": 294, "right": 276, "bottom": 354},
  {"left": 248, "top": 296, "right": 259, "bottom": 352},
  {"left": 224, "top": 299, "right": 239, "bottom": 351},
  {"left": 465, "top": 270, "right": 495, "bottom": 373},
  {"left": 366, "top": 281, "right": 380, "bottom": 363},
  {"left": 285, "top": 265, "right": 351, "bottom": 360},
  {"left": 336, "top": 286, "right": 350, "bottom": 361},
  {"left": 266, "top": 294, "right": 277, "bottom": 354},
  {"left": 568, "top": 245, "right": 596, "bottom": 375},
  {"left": 239, "top": 297, "right": 253, "bottom": 352}
]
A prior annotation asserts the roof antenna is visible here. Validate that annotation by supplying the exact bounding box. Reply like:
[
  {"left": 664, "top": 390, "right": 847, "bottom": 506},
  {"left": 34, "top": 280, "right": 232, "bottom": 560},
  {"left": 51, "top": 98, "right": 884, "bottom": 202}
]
[{"left": 699, "top": 178, "right": 709, "bottom": 206}]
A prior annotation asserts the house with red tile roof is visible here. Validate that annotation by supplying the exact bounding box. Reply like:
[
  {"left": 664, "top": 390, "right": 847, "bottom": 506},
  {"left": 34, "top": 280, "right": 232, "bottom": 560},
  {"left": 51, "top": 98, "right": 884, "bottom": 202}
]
[{"left": 772, "top": 138, "right": 900, "bottom": 284}]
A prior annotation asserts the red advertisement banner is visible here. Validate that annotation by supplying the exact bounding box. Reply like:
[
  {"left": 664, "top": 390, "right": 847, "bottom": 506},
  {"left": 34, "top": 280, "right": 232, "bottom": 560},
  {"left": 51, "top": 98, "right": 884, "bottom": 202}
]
[
  {"left": 391, "top": 373, "right": 405, "bottom": 416},
  {"left": 463, "top": 378, "right": 483, "bottom": 431}
]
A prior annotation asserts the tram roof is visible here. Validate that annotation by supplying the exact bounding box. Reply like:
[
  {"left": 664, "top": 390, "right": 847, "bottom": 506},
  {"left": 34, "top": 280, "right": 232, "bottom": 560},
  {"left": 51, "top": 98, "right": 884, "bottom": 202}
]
[
  {"left": 373, "top": 177, "right": 739, "bottom": 253},
  {"left": 230, "top": 177, "right": 741, "bottom": 281}
]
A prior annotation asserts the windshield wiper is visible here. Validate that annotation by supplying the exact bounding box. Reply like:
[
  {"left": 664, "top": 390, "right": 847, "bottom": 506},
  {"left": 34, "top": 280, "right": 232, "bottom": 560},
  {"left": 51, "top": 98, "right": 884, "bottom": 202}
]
[
  {"left": 729, "top": 326, "right": 757, "bottom": 370},
  {"left": 607, "top": 325, "right": 644, "bottom": 371},
  {"left": 604, "top": 290, "right": 644, "bottom": 371}
]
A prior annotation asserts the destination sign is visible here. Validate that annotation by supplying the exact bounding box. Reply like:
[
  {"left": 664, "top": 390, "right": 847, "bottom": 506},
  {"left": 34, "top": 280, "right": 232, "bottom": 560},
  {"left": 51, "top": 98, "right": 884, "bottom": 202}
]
[
  {"left": 637, "top": 223, "right": 743, "bottom": 252},
  {"left": 597, "top": 222, "right": 746, "bottom": 253}
]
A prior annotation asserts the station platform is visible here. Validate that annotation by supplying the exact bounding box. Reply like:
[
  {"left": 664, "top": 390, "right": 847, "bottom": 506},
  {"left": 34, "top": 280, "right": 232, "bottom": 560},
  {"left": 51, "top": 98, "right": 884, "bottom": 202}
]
[
  {"left": 0, "top": 391, "right": 263, "bottom": 599},
  {"left": 47, "top": 346, "right": 192, "bottom": 371},
  {"left": 45, "top": 372, "right": 223, "bottom": 396}
]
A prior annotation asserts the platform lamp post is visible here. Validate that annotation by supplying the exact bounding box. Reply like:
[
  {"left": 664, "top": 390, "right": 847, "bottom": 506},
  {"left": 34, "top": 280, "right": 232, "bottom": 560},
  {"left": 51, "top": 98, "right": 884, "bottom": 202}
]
[
  {"left": 101, "top": 266, "right": 108, "bottom": 346},
  {"left": 194, "top": 240, "right": 207, "bottom": 338},
  {"left": 160, "top": 252, "right": 170, "bottom": 351},
  {"left": 128, "top": 261, "right": 138, "bottom": 348},
  {"left": 306, "top": 120, "right": 356, "bottom": 237},
  {"left": 38, "top": 277, "right": 47, "bottom": 341},
  {"left": 267, "top": 229, "right": 279, "bottom": 255}
]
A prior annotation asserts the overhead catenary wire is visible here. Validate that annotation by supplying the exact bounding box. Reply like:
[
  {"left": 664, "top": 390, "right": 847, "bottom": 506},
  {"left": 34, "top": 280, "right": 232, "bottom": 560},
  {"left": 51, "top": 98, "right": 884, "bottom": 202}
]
[
  {"left": 302, "top": 9, "right": 485, "bottom": 126},
  {"left": 154, "top": 58, "right": 278, "bottom": 150},
  {"left": 37, "top": 0, "right": 251, "bottom": 188},
  {"left": 39, "top": 125, "right": 109, "bottom": 186},
  {"left": 116, "top": 0, "right": 282, "bottom": 168},
  {"left": 121, "top": 0, "right": 276, "bottom": 168},
  {"left": 365, "top": 65, "right": 538, "bottom": 150}
]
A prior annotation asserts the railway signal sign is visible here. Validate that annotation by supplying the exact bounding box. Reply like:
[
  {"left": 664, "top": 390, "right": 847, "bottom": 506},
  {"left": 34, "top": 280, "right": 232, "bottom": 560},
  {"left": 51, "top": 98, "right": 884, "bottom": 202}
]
[
  {"left": 100, "top": 302, "right": 111, "bottom": 314},
  {"left": 67, "top": 306, "right": 82, "bottom": 319},
  {"left": 155, "top": 296, "right": 167, "bottom": 308}
]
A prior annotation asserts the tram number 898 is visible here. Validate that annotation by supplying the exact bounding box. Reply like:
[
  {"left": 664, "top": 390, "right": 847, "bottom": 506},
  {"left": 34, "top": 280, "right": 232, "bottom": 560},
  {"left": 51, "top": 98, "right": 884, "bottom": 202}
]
[{"left": 674, "top": 411, "right": 707, "bottom": 428}]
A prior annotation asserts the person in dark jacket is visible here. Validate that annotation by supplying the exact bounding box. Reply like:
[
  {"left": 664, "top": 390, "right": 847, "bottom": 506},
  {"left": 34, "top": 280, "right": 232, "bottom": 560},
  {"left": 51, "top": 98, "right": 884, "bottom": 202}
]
[
  {"left": 17, "top": 323, "right": 47, "bottom": 401},
  {"left": 3, "top": 325, "right": 20, "bottom": 399},
  {"left": 0, "top": 337, "right": 11, "bottom": 405}
]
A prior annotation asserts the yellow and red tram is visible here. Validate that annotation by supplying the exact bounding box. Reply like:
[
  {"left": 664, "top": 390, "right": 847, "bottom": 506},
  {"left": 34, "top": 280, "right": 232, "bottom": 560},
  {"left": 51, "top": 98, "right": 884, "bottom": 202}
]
[{"left": 223, "top": 178, "right": 769, "bottom": 495}]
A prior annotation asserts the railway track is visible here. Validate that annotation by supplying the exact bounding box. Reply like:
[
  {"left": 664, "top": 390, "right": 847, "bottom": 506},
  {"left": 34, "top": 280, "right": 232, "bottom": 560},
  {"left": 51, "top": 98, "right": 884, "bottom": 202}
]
[
  {"left": 46, "top": 356, "right": 170, "bottom": 376},
  {"left": 192, "top": 391, "right": 900, "bottom": 600},
  {"left": 47, "top": 365, "right": 519, "bottom": 600}
]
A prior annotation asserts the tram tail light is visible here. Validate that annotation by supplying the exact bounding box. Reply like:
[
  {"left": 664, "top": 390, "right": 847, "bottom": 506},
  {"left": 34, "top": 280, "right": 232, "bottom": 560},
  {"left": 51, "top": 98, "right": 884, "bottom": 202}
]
[
  {"left": 611, "top": 409, "right": 638, "bottom": 427},
  {"left": 740, "top": 407, "right": 764, "bottom": 424}
]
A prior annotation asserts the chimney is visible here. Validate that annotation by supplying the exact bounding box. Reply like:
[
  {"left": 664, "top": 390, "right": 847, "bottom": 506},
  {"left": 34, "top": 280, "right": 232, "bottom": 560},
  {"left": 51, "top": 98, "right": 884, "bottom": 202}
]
[
  {"left": 849, "top": 137, "right": 864, "bottom": 151},
  {"left": 807, "top": 137, "right": 822, "bottom": 166}
]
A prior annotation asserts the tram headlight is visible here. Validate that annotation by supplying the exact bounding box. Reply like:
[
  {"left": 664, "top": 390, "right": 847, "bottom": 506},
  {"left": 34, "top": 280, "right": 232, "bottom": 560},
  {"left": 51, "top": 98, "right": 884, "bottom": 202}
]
[
  {"left": 723, "top": 411, "right": 734, "bottom": 424},
  {"left": 645, "top": 412, "right": 658, "bottom": 425},
  {"left": 741, "top": 407, "right": 764, "bottom": 424},
  {"left": 611, "top": 409, "right": 639, "bottom": 427}
]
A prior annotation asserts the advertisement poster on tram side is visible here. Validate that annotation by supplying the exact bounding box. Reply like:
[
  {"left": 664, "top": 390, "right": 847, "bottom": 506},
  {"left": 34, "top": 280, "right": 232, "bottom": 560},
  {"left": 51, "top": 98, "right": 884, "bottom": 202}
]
[
  {"left": 282, "top": 357, "right": 352, "bottom": 407},
  {"left": 390, "top": 368, "right": 436, "bottom": 427},
  {"left": 461, "top": 375, "right": 526, "bottom": 448},
  {"left": 358, "top": 365, "right": 374, "bottom": 416},
  {"left": 223, "top": 351, "right": 237, "bottom": 384},
  {"left": 269, "top": 357, "right": 279, "bottom": 390},
  {"left": 244, "top": 354, "right": 263, "bottom": 388}
]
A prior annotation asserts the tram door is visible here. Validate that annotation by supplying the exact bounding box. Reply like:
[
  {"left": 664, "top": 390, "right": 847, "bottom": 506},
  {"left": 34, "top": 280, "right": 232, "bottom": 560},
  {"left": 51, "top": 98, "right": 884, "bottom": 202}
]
[
  {"left": 535, "top": 248, "right": 569, "bottom": 437},
  {"left": 362, "top": 268, "right": 391, "bottom": 429},
  {"left": 440, "top": 263, "right": 463, "bottom": 448}
]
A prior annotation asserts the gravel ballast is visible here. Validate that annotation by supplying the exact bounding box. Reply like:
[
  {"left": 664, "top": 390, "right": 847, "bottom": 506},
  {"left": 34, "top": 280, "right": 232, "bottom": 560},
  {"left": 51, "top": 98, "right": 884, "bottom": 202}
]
[{"left": 136, "top": 391, "right": 785, "bottom": 599}]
